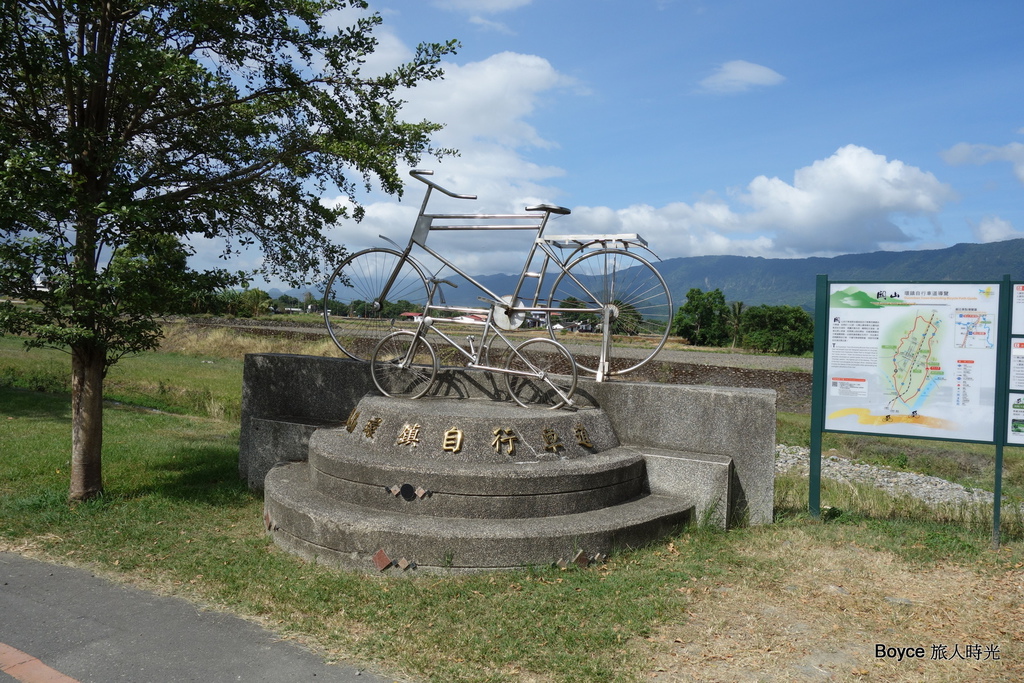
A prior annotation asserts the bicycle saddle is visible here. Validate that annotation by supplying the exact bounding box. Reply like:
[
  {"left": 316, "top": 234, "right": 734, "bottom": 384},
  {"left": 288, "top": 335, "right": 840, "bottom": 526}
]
[{"left": 525, "top": 203, "right": 571, "bottom": 215}]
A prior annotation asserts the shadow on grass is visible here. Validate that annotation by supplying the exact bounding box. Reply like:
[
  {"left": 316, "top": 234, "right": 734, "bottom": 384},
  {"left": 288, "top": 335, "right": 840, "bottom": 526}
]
[
  {"left": 0, "top": 387, "right": 71, "bottom": 419},
  {"left": 773, "top": 487, "right": 1024, "bottom": 567},
  {"left": 2, "top": 386, "right": 254, "bottom": 511},
  {"left": 141, "top": 442, "right": 254, "bottom": 507}
]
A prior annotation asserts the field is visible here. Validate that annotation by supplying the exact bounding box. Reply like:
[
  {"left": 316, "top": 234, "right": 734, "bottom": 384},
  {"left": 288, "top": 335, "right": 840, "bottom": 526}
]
[{"left": 2, "top": 325, "right": 1023, "bottom": 682}]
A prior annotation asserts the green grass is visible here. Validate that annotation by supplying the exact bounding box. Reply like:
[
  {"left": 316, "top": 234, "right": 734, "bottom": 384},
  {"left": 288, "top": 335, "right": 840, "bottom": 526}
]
[
  {"left": 0, "top": 335, "right": 243, "bottom": 420},
  {"left": 2, "top": 388, "right": 1019, "bottom": 681},
  {"left": 3, "top": 330, "right": 1024, "bottom": 680},
  {"left": 0, "top": 385, "right": 733, "bottom": 681}
]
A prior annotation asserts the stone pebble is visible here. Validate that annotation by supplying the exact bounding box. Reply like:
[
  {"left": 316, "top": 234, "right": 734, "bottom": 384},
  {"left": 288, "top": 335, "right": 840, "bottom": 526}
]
[{"left": 774, "top": 444, "right": 996, "bottom": 507}]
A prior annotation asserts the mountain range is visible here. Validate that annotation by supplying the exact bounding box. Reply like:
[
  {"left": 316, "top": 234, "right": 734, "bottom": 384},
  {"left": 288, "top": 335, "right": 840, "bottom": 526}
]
[
  {"left": 653, "top": 238, "right": 1024, "bottom": 310},
  {"left": 270, "top": 239, "right": 1024, "bottom": 313}
]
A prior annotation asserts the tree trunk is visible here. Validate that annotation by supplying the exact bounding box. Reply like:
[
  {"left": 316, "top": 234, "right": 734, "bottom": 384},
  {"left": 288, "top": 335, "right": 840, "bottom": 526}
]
[{"left": 70, "top": 345, "right": 105, "bottom": 501}]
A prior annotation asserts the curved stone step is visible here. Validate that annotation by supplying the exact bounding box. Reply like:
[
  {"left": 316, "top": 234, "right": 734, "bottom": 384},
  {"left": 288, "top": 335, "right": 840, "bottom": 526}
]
[
  {"left": 310, "top": 444, "right": 647, "bottom": 518},
  {"left": 265, "top": 462, "right": 692, "bottom": 572}
]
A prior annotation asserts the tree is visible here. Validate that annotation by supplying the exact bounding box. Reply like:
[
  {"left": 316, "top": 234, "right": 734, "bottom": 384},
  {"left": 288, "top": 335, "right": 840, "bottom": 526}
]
[
  {"left": 557, "top": 296, "right": 597, "bottom": 326},
  {"left": 238, "top": 288, "right": 272, "bottom": 318},
  {"left": 323, "top": 297, "right": 349, "bottom": 316},
  {"left": 672, "top": 288, "right": 729, "bottom": 346},
  {"left": 0, "top": 1, "right": 457, "bottom": 500},
  {"left": 216, "top": 288, "right": 244, "bottom": 317},
  {"left": 380, "top": 299, "right": 420, "bottom": 318},
  {"left": 742, "top": 305, "right": 814, "bottom": 355},
  {"left": 726, "top": 300, "right": 745, "bottom": 349}
]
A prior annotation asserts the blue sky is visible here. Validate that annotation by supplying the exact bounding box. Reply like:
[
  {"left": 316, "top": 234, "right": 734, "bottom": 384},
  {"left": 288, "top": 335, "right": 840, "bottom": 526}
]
[{"left": 238, "top": 0, "right": 1024, "bottom": 284}]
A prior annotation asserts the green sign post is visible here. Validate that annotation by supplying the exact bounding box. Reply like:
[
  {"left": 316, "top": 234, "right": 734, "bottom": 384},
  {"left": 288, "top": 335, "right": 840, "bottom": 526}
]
[{"left": 810, "top": 274, "right": 1013, "bottom": 547}]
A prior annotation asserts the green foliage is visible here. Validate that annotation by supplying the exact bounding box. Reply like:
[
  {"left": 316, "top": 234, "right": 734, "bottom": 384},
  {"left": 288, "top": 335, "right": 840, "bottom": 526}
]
[
  {"left": 274, "top": 294, "right": 301, "bottom": 311},
  {"left": 380, "top": 298, "right": 421, "bottom": 318},
  {"left": 0, "top": 233, "right": 236, "bottom": 368},
  {"left": 742, "top": 304, "right": 814, "bottom": 355},
  {"left": 554, "top": 296, "right": 593, "bottom": 325},
  {"left": 0, "top": 0, "right": 456, "bottom": 497},
  {"left": 237, "top": 288, "right": 272, "bottom": 318},
  {"left": 726, "top": 300, "right": 745, "bottom": 348},
  {"left": 0, "top": 0, "right": 457, "bottom": 325},
  {"left": 672, "top": 288, "right": 729, "bottom": 346},
  {"left": 323, "top": 297, "right": 348, "bottom": 316}
]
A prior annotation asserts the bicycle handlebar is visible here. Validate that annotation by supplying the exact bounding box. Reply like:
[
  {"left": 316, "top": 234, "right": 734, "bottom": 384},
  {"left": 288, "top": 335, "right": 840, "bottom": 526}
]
[{"left": 410, "top": 169, "right": 477, "bottom": 200}]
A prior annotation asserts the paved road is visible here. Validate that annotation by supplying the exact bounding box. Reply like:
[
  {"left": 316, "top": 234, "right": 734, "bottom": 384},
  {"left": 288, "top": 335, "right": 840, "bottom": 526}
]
[{"left": 0, "top": 553, "right": 397, "bottom": 683}]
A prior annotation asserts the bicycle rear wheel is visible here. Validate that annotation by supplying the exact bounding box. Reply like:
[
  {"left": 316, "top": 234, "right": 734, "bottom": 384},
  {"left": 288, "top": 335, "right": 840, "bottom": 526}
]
[
  {"left": 371, "top": 331, "right": 438, "bottom": 399},
  {"left": 324, "top": 248, "right": 429, "bottom": 362},
  {"left": 547, "top": 249, "right": 672, "bottom": 377},
  {"left": 504, "top": 338, "right": 577, "bottom": 409}
]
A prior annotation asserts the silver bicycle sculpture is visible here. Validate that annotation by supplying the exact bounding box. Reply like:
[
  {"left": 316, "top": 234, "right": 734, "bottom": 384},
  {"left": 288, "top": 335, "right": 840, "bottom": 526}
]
[
  {"left": 370, "top": 276, "right": 578, "bottom": 409},
  {"left": 323, "top": 169, "right": 672, "bottom": 386}
]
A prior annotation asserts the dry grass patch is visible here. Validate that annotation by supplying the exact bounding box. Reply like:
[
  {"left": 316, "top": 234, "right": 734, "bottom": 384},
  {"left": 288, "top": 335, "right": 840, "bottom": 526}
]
[
  {"left": 159, "top": 323, "right": 344, "bottom": 359},
  {"left": 644, "top": 526, "right": 1023, "bottom": 682}
]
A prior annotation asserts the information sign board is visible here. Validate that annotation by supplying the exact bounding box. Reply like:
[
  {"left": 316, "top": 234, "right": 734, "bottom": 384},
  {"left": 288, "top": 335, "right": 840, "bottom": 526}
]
[
  {"left": 823, "top": 282, "right": 1000, "bottom": 442},
  {"left": 1007, "top": 395, "right": 1024, "bottom": 445}
]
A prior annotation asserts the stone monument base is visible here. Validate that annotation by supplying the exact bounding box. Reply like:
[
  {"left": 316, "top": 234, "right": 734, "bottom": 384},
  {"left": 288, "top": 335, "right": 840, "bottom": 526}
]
[
  {"left": 241, "top": 354, "right": 776, "bottom": 572},
  {"left": 264, "top": 395, "right": 692, "bottom": 571}
]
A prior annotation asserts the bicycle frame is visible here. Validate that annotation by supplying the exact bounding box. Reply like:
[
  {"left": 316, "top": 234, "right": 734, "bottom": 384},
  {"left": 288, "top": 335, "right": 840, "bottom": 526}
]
[
  {"left": 383, "top": 278, "right": 578, "bottom": 407},
  {"left": 372, "top": 169, "right": 652, "bottom": 380},
  {"left": 425, "top": 312, "right": 576, "bottom": 408}
]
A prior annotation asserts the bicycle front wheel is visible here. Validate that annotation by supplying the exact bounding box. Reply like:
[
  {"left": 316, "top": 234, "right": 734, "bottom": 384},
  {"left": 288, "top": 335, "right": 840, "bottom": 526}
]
[
  {"left": 504, "top": 338, "right": 577, "bottom": 409},
  {"left": 547, "top": 249, "right": 672, "bottom": 376},
  {"left": 371, "top": 331, "right": 438, "bottom": 399},
  {"left": 324, "top": 248, "right": 429, "bottom": 362}
]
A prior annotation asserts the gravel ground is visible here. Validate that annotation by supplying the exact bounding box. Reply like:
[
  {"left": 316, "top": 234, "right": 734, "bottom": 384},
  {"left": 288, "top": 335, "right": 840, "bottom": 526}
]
[
  {"left": 648, "top": 347, "right": 813, "bottom": 372},
  {"left": 775, "top": 444, "right": 1006, "bottom": 508}
]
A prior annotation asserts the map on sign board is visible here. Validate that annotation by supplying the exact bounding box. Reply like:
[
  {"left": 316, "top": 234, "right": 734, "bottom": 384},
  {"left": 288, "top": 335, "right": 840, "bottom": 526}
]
[{"left": 824, "top": 283, "right": 1000, "bottom": 442}]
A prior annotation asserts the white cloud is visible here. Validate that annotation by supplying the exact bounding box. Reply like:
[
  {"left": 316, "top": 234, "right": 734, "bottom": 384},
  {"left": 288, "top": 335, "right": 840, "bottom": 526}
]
[
  {"left": 559, "top": 145, "right": 956, "bottom": 261},
  {"left": 468, "top": 15, "right": 516, "bottom": 34},
  {"left": 205, "top": 21, "right": 955, "bottom": 286},
  {"left": 393, "top": 50, "right": 578, "bottom": 213},
  {"left": 972, "top": 216, "right": 1024, "bottom": 243},
  {"left": 433, "top": 0, "right": 533, "bottom": 12},
  {"left": 432, "top": 0, "right": 532, "bottom": 34},
  {"left": 698, "top": 60, "right": 785, "bottom": 94},
  {"left": 316, "top": 51, "right": 578, "bottom": 275},
  {"left": 739, "top": 145, "right": 955, "bottom": 252},
  {"left": 323, "top": 143, "right": 957, "bottom": 278},
  {"left": 942, "top": 141, "right": 1024, "bottom": 184},
  {"left": 356, "top": 28, "right": 416, "bottom": 78},
  {"left": 404, "top": 52, "right": 575, "bottom": 150}
]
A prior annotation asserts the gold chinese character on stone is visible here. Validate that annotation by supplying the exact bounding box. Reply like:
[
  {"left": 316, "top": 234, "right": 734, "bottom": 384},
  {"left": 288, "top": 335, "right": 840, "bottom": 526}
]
[
  {"left": 396, "top": 423, "right": 422, "bottom": 447},
  {"left": 491, "top": 427, "right": 518, "bottom": 456},
  {"left": 345, "top": 408, "right": 361, "bottom": 433},
  {"left": 442, "top": 427, "right": 464, "bottom": 453},
  {"left": 363, "top": 417, "right": 383, "bottom": 439},
  {"left": 573, "top": 424, "right": 594, "bottom": 448},
  {"left": 541, "top": 428, "right": 563, "bottom": 453}
]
